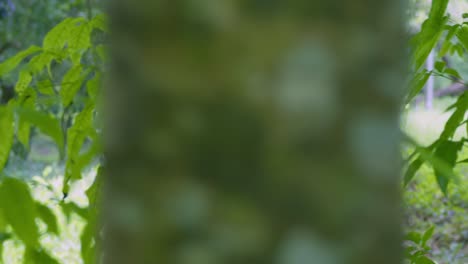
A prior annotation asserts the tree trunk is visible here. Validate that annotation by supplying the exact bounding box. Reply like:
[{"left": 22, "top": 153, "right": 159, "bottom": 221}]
[
  {"left": 425, "top": 50, "right": 435, "bottom": 109},
  {"left": 104, "top": 1, "right": 405, "bottom": 264}
]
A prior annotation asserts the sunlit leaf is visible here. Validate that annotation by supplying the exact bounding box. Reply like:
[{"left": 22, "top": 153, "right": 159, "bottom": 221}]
[
  {"left": 37, "top": 79, "right": 55, "bottom": 95},
  {"left": 61, "top": 65, "right": 86, "bottom": 106},
  {"left": 17, "top": 93, "right": 36, "bottom": 150},
  {"left": 15, "top": 70, "right": 32, "bottom": 95},
  {"left": 43, "top": 17, "right": 86, "bottom": 52},
  {"left": 87, "top": 73, "right": 101, "bottom": 100},
  {"left": 16, "top": 108, "right": 64, "bottom": 155},
  {"left": 26, "top": 52, "right": 56, "bottom": 76},
  {"left": 0, "top": 46, "right": 41, "bottom": 76},
  {"left": 63, "top": 103, "right": 95, "bottom": 193},
  {"left": 90, "top": 14, "right": 108, "bottom": 32}
]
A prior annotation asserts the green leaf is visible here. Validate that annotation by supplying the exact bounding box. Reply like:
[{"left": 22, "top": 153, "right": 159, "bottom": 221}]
[
  {"left": 0, "top": 178, "right": 39, "bottom": 247},
  {"left": 439, "top": 25, "right": 459, "bottom": 57},
  {"left": 24, "top": 247, "right": 59, "bottom": 264},
  {"left": 17, "top": 117, "right": 31, "bottom": 150},
  {"left": 77, "top": 140, "right": 101, "bottom": 173},
  {"left": 87, "top": 73, "right": 101, "bottom": 100},
  {"left": 0, "top": 208, "right": 8, "bottom": 232},
  {"left": 434, "top": 61, "right": 445, "bottom": 72},
  {"left": 86, "top": 167, "right": 103, "bottom": 208},
  {"left": 63, "top": 104, "right": 95, "bottom": 193},
  {"left": 96, "top": 45, "right": 107, "bottom": 62},
  {"left": 43, "top": 17, "right": 86, "bottom": 52},
  {"left": 414, "top": 255, "right": 436, "bottom": 264},
  {"left": 0, "top": 104, "right": 14, "bottom": 171},
  {"left": 81, "top": 167, "right": 102, "bottom": 264},
  {"left": 68, "top": 21, "right": 92, "bottom": 52},
  {"left": 36, "top": 203, "right": 59, "bottom": 235},
  {"left": 421, "top": 226, "right": 434, "bottom": 247},
  {"left": 457, "top": 25, "right": 468, "bottom": 51},
  {"left": 410, "top": 0, "right": 449, "bottom": 71},
  {"left": 14, "top": 70, "right": 32, "bottom": 95},
  {"left": 406, "top": 71, "right": 431, "bottom": 104},
  {"left": 440, "top": 91, "right": 468, "bottom": 139},
  {"left": 60, "top": 202, "right": 87, "bottom": 220},
  {"left": 404, "top": 157, "right": 424, "bottom": 186},
  {"left": 37, "top": 79, "right": 55, "bottom": 95},
  {"left": 0, "top": 46, "right": 41, "bottom": 76},
  {"left": 90, "top": 14, "right": 108, "bottom": 32},
  {"left": 433, "top": 140, "right": 462, "bottom": 195},
  {"left": 16, "top": 108, "right": 64, "bottom": 154},
  {"left": 81, "top": 221, "right": 96, "bottom": 264},
  {"left": 405, "top": 231, "right": 421, "bottom": 244},
  {"left": 444, "top": 68, "right": 461, "bottom": 79},
  {"left": 455, "top": 43, "right": 464, "bottom": 57},
  {"left": 404, "top": 246, "right": 417, "bottom": 258},
  {"left": 26, "top": 52, "right": 56, "bottom": 76},
  {"left": 61, "top": 65, "right": 86, "bottom": 106},
  {"left": 17, "top": 94, "right": 35, "bottom": 150}
]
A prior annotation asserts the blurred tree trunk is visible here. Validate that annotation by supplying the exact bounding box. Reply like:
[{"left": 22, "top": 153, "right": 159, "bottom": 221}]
[
  {"left": 425, "top": 50, "right": 435, "bottom": 109},
  {"left": 104, "top": 1, "right": 405, "bottom": 264}
]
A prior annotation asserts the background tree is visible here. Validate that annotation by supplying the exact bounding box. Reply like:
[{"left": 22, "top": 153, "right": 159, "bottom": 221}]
[{"left": 105, "top": 1, "right": 405, "bottom": 263}]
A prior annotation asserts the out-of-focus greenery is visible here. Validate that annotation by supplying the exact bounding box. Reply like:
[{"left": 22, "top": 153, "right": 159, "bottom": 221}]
[{"left": 0, "top": 0, "right": 103, "bottom": 56}]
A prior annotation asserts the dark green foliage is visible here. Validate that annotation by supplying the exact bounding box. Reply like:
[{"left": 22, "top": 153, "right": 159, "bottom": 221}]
[
  {"left": 432, "top": 140, "right": 462, "bottom": 194},
  {"left": 0, "top": 177, "right": 39, "bottom": 247}
]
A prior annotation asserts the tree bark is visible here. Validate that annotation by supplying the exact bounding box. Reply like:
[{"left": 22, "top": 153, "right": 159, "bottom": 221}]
[{"left": 104, "top": 1, "right": 405, "bottom": 264}]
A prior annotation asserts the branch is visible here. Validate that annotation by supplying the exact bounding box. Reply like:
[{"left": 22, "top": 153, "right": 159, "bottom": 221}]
[{"left": 414, "top": 82, "right": 468, "bottom": 105}]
